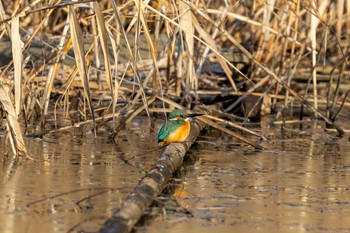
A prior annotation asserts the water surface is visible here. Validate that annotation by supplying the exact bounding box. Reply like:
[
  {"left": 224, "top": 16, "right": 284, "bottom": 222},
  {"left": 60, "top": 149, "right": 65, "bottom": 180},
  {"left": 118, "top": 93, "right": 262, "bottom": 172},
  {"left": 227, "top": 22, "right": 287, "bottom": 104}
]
[{"left": 1, "top": 117, "right": 350, "bottom": 233}]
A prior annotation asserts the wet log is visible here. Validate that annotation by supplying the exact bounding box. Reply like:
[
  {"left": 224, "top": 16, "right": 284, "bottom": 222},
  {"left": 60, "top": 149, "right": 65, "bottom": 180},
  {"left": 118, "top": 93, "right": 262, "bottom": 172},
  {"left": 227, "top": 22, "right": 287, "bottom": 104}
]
[{"left": 100, "top": 118, "right": 205, "bottom": 233}]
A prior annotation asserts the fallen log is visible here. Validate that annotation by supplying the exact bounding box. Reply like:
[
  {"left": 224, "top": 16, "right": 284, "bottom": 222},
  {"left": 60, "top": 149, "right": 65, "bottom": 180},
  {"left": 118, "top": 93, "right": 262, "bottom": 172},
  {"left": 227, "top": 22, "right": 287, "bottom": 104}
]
[{"left": 100, "top": 118, "right": 205, "bottom": 233}]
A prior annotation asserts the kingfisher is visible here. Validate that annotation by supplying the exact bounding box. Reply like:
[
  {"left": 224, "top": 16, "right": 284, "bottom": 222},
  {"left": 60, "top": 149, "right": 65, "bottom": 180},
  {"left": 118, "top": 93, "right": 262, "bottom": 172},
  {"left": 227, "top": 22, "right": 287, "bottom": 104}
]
[{"left": 157, "top": 109, "right": 203, "bottom": 146}]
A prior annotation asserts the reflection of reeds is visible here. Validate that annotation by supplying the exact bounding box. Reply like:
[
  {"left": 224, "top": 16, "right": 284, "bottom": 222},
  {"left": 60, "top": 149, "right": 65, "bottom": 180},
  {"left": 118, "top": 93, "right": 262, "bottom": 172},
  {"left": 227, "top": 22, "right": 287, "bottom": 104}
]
[{"left": 0, "top": 0, "right": 349, "bottom": 158}]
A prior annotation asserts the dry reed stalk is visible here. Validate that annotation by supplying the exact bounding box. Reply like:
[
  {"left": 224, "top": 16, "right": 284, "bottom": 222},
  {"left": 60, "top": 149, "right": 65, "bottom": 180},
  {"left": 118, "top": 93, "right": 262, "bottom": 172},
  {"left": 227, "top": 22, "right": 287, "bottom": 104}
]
[
  {"left": 192, "top": 10, "right": 237, "bottom": 91},
  {"left": 179, "top": 0, "right": 196, "bottom": 91},
  {"left": 91, "top": 9, "right": 101, "bottom": 98},
  {"left": 309, "top": 1, "right": 318, "bottom": 111},
  {"left": 203, "top": 114, "right": 266, "bottom": 140},
  {"left": 28, "top": 3, "right": 65, "bottom": 119},
  {"left": 194, "top": 2, "right": 238, "bottom": 84},
  {"left": 262, "top": 0, "right": 275, "bottom": 41},
  {"left": 336, "top": 0, "right": 344, "bottom": 56},
  {"left": 105, "top": 14, "right": 121, "bottom": 116},
  {"left": 347, "top": 0, "right": 350, "bottom": 50},
  {"left": 69, "top": 5, "right": 96, "bottom": 131},
  {"left": 309, "top": 0, "right": 329, "bottom": 111},
  {"left": 283, "top": 0, "right": 302, "bottom": 118},
  {"left": 110, "top": 0, "right": 150, "bottom": 117},
  {"left": 133, "top": 0, "right": 142, "bottom": 93},
  {"left": 152, "top": 0, "right": 161, "bottom": 93},
  {"left": 55, "top": 41, "right": 96, "bottom": 123},
  {"left": 92, "top": 1, "right": 113, "bottom": 95},
  {"left": 283, "top": 44, "right": 305, "bottom": 118},
  {"left": 52, "top": 15, "right": 71, "bottom": 109},
  {"left": 276, "top": 5, "right": 293, "bottom": 114},
  {"left": 11, "top": 15, "right": 22, "bottom": 116},
  {"left": 0, "top": 0, "right": 11, "bottom": 39},
  {"left": 131, "top": 0, "right": 162, "bottom": 100},
  {"left": 42, "top": 35, "right": 72, "bottom": 117},
  {"left": 171, "top": 1, "right": 184, "bottom": 96},
  {"left": 0, "top": 86, "right": 31, "bottom": 159}
]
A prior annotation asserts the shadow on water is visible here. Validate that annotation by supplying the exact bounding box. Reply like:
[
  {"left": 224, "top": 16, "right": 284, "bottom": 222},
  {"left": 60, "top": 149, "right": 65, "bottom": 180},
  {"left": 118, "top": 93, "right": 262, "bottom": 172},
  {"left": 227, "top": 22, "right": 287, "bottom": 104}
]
[{"left": 1, "top": 116, "right": 350, "bottom": 233}]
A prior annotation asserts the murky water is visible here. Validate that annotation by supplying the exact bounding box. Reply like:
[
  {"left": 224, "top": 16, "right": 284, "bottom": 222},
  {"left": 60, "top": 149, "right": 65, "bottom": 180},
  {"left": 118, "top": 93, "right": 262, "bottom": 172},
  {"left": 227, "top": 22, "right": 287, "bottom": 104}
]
[{"left": 1, "top": 117, "right": 350, "bottom": 233}]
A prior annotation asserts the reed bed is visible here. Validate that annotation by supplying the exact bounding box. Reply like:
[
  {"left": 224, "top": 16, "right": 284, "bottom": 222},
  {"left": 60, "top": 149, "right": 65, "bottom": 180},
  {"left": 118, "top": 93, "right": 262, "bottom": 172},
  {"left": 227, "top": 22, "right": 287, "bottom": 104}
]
[{"left": 0, "top": 0, "right": 349, "bottom": 158}]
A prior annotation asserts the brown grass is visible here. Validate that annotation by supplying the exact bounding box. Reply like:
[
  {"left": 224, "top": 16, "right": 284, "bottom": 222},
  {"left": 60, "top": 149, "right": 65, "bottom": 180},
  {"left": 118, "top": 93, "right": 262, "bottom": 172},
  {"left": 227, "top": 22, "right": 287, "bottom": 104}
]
[{"left": 0, "top": 0, "right": 349, "bottom": 158}]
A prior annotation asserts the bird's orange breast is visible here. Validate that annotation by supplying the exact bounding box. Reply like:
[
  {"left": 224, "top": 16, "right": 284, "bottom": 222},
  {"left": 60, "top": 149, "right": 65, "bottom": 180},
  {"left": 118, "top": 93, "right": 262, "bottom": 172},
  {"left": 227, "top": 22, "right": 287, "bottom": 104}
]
[{"left": 163, "top": 120, "right": 190, "bottom": 144}]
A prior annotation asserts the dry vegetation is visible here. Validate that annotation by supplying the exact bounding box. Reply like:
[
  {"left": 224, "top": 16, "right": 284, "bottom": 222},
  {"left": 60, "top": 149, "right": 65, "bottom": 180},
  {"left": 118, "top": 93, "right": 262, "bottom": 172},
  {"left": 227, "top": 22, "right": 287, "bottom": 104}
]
[{"left": 0, "top": 0, "right": 349, "bottom": 158}]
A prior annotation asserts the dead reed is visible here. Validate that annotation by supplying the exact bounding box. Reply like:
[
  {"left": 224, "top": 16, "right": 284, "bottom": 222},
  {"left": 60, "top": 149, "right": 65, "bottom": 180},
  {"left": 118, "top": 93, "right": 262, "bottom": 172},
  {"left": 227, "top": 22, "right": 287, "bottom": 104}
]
[{"left": 0, "top": 0, "right": 349, "bottom": 158}]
